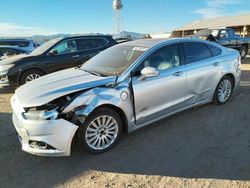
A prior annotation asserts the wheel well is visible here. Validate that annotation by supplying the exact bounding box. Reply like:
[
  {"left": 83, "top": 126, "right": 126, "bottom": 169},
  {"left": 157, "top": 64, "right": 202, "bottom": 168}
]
[
  {"left": 224, "top": 73, "right": 235, "bottom": 88},
  {"left": 18, "top": 68, "right": 46, "bottom": 84},
  {"left": 96, "top": 104, "right": 129, "bottom": 133}
]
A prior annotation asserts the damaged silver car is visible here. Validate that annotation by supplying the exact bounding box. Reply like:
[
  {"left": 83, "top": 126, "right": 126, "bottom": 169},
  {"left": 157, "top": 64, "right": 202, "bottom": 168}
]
[{"left": 11, "top": 38, "right": 241, "bottom": 156}]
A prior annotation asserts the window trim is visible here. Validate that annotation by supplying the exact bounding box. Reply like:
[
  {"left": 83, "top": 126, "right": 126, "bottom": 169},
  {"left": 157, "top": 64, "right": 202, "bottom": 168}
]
[
  {"left": 76, "top": 37, "right": 109, "bottom": 52},
  {"left": 46, "top": 37, "right": 109, "bottom": 56},
  {"left": 46, "top": 38, "right": 78, "bottom": 56},
  {"left": 207, "top": 44, "right": 222, "bottom": 57},
  {"left": 219, "top": 29, "right": 230, "bottom": 39},
  {"left": 182, "top": 42, "right": 213, "bottom": 64},
  {"left": 131, "top": 43, "right": 184, "bottom": 76}
]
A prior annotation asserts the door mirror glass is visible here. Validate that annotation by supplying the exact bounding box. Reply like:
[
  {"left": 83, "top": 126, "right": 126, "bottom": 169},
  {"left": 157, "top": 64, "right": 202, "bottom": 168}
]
[{"left": 140, "top": 67, "right": 159, "bottom": 80}]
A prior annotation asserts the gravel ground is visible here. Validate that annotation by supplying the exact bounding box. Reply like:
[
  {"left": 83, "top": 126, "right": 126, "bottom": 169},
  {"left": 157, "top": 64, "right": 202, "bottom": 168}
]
[{"left": 0, "top": 57, "right": 250, "bottom": 188}]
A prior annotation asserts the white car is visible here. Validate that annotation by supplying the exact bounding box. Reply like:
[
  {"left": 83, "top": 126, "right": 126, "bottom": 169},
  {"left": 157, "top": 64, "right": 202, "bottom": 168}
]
[
  {"left": 11, "top": 38, "right": 241, "bottom": 156},
  {"left": 0, "top": 39, "right": 37, "bottom": 52}
]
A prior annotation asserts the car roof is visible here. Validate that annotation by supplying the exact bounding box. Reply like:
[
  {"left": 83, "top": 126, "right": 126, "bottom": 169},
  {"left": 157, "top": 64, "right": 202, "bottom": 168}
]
[
  {"left": 119, "top": 38, "right": 220, "bottom": 48},
  {"left": 62, "top": 34, "right": 113, "bottom": 40}
]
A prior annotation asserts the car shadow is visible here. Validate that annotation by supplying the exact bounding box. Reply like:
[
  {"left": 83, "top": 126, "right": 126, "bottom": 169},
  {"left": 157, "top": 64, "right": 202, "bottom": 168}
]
[
  {"left": 0, "top": 84, "right": 16, "bottom": 94},
  {"left": 0, "top": 69, "right": 250, "bottom": 187}
]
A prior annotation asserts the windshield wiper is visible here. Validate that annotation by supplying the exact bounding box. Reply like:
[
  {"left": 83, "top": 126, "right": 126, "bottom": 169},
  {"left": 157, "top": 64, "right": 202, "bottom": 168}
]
[{"left": 82, "top": 69, "right": 107, "bottom": 77}]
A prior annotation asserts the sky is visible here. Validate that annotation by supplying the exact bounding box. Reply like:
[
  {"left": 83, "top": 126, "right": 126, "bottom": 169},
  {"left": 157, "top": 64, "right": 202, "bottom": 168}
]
[{"left": 0, "top": 0, "right": 250, "bottom": 37}]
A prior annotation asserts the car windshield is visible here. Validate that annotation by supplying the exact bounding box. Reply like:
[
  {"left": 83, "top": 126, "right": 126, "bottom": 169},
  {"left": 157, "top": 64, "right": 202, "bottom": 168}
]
[
  {"left": 30, "top": 37, "right": 63, "bottom": 56},
  {"left": 195, "top": 29, "right": 219, "bottom": 37},
  {"left": 80, "top": 44, "right": 148, "bottom": 76}
]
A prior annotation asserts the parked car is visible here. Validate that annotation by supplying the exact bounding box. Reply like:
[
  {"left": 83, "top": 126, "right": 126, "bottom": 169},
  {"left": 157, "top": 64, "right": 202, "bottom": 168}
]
[
  {"left": 0, "top": 39, "right": 37, "bottom": 52},
  {"left": 0, "top": 46, "right": 30, "bottom": 61},
  {"left": 11, "top": 38, "right": 241, "bottom": 156},
  {"left": 0, "top": 35, "right": 117, "bottom": 85},
  {"left": 193, "top": 28, "right": 250, "bottom": 58}
]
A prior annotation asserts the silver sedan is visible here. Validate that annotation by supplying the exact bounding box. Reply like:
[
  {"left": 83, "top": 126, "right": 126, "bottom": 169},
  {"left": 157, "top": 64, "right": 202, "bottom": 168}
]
[{"left": 11, "top": 38, "right": 241, "bottom": 156}]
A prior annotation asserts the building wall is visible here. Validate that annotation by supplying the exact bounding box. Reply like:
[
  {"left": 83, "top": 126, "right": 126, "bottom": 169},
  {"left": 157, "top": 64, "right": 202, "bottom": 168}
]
[
  {"left": 172, "top": 25, "right": 250, "bottom": 37},
  {"left": 150, "top": 33, "right": 171, "bottom": 39}
]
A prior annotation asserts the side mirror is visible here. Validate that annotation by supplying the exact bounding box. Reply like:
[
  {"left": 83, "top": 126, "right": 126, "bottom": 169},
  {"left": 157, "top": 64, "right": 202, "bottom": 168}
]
[
  {"left": 139, "top": 67, "right": 159, "bottom": 80},
  {"left": 48, "top": 49, "right": 58, "bottom": 56}
]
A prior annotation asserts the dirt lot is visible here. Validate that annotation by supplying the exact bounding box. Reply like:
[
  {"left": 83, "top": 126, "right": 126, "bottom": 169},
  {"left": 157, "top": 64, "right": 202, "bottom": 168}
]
[{"left": 0, "top": 57, "right": 250, "bottom": 188}]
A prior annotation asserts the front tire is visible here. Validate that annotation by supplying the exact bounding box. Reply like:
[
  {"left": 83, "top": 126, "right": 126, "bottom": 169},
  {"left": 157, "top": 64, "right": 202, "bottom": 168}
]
[
  {"left": 77, "top": 108, "right": 122, "bottom": 154},
  {"left": 19, "top": 69, "right": 44, "bottom": 85},
  {"left": 213, "top": 76, "right": 233, "bottom": 105}
]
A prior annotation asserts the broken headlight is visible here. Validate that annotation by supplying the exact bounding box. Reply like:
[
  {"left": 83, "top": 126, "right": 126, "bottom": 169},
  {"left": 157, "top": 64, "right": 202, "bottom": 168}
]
[{"left": 23, "top": 109, "right": 58, "bottom": 120}]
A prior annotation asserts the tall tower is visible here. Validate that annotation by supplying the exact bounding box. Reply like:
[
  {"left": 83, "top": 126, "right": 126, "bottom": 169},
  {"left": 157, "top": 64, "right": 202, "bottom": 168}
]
[{"left": 113, "top": 0, "right": 124, "bottom": 37}]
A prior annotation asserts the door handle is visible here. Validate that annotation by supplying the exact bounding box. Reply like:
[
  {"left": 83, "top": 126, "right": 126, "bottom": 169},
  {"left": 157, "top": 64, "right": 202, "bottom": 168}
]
[
  {"left": 72, "top": 55, "right": 80, "bottom": 58},
  {"left": 172, "top": 71, "right": 184, "bottom": 77}
]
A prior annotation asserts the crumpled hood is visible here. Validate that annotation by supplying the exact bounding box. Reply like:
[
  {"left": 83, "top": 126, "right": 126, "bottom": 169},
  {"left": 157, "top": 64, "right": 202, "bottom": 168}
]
[{"left": 15, "top": 68, "right": 117, "bottom": 107}]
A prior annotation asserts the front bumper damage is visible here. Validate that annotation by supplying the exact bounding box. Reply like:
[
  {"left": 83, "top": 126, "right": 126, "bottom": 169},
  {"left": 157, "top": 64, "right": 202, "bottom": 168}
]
[{"left": 11, "top": 96, "right": 78, "bottom": 156}]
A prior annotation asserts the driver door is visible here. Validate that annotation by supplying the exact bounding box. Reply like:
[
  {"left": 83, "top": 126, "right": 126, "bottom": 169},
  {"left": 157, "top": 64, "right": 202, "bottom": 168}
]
[
  {"left": 43, "top": 39, "right": 80, "bottom": 73},
  {"left": 132, "top": 44, "right": 187, "bottom": 125}
]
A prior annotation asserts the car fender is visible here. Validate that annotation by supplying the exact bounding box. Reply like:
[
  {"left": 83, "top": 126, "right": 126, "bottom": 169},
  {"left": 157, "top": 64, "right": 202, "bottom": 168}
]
[
  {"left": 17, "top": 65, "right": 48, "bottom": 82},
  {"left": 62, "top": 82, "right": 135, "bottom": 131}
]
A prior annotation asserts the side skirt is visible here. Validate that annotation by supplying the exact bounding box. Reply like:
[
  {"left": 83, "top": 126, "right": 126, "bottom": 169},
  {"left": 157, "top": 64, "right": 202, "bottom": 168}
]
[{"left": 129, "top": 98, "right": 212, "bottom": 133}]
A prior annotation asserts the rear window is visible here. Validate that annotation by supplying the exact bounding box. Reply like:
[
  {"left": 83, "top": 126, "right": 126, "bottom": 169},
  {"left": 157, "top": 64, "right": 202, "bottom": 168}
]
[
  {"left": 76, "top": 38, "right": 108, "bottom": 51},
  {"left": 183, "top": 42, "right": 212, "bottom": 63},
  {"left": 207, "top": 45, "right": 222, "bottom": 56},
  {"left": 0, "top": 41, "right": 30, "bottom": 47}
]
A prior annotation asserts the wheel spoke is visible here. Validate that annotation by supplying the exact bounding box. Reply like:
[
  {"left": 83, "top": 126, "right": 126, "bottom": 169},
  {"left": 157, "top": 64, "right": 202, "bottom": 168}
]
[
  {"left": 87, "top": 127, "right": 97, "bottom": 133},
  {"left": 88, "top": 135, "right": 98, "bottom": 143},
  {"left": 97, "top": 117, "right": 102, "bottom": 127},
  {"left": 102, "top": 116, "right": 106, "bottom": 125},
  {"left": 104, "top": 116, "right": 112, "bottom": 127},
  {"left": 91, "top": 121, "right": 99, "bottom": 129}
]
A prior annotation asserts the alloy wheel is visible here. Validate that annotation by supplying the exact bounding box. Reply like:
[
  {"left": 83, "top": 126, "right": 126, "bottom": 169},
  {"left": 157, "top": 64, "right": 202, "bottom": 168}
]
[
  {"left": 85, "top": 115, "right": 119, "bottom": 150},
  {"left": 25, "top": 74, "right": 41, "bottom": 82},
  {"left": 218, "top": 79, "right": 232, "bottom": 103}
]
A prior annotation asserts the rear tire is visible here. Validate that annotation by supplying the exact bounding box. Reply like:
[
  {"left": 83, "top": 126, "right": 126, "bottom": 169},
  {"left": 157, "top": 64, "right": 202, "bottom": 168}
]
[
  {"left": 240, "top": 47, "right": 248, "bottom": 59},
  {"left": 19, "top": 69, "right": 45, "bottom": 85},
  {"left": 77, "top": 108, "right": 122, "bottom": 154},
  {"left": 213, "top": 76, "right": 233, "bottom": 105}
]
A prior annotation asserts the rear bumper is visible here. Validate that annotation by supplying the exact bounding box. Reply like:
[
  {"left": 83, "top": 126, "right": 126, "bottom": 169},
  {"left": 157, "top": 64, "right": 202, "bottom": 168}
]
[{"left": 11, "top": 96, "right": 78, "bottom": 156}]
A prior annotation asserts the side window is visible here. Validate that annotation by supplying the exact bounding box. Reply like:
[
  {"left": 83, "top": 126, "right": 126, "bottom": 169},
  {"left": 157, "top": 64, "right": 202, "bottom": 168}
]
[
  {"left": 183, "top": 42, "right": 212, "bottom": 63},
  {"left": 76, "top": 38, "right": 108, "bottom": 51},
  {"left": 52, "top": 40, "right": 77, "bottom": 55},
  {"left": 143, "top": 44, "right": 181, "bottom": 71},
  {"left": 219, "top": 30, "right": 229, "bottom": 39},
  {"left": 207, "top": 45, "right": 222, "bottom": 57}
]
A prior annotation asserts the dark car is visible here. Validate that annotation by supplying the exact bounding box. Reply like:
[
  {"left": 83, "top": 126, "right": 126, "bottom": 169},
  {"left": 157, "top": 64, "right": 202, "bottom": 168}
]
[
  {"left": 193, "top": 28, "right": 250, "bottom": 58},
  {"left": 0, "top": 46, "right": 30, "bottom": 60},
  {"left": 0, "top": 35, "right": 117, "bottom": 85}
]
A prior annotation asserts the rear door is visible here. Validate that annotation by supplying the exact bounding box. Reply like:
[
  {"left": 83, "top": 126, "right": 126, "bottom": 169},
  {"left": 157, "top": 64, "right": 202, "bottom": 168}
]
[
  {"left": 75, "top": 37, "right": 110, "bottom": 66},
  {"left": 132, "top": 44, "right": 187, "bottom": 125},
  {"left": 182, "top": 42, "right": 222, "bottom": 105}
]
